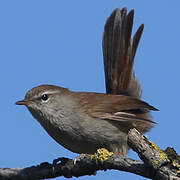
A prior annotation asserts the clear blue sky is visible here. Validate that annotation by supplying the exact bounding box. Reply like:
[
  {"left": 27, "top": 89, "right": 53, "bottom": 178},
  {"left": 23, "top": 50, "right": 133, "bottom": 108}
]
[{"left": 1, "top": 1, "right": 180, "bottom": 180}]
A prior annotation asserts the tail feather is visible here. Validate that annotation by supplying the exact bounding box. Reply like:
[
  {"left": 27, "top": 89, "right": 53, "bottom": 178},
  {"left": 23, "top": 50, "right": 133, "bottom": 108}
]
[{"left": 103, "top": 8, "right": 144, "bottom": 99}]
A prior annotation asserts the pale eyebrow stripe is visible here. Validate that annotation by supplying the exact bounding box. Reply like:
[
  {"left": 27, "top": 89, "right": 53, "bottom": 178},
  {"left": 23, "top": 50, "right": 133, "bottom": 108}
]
[{"left": 42, "top": 90, "right": 60, "bottom": 95}]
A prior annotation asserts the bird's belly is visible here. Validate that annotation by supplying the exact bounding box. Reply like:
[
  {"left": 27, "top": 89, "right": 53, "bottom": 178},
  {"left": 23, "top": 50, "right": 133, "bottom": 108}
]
[{"left": 36, "top": 113, "right": 128, "bottom": 155}]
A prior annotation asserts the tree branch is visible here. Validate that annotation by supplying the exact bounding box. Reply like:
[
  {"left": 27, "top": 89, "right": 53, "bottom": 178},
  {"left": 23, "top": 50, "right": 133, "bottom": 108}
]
[
  {"left": 1, "top": 129, "right": 180, "bottom": 180},
  {"left": 0, "top": 152, "right": 152, "bottom": 180},
  {"left": 128, "top": 129, "right": 180, "bottom": 180}
]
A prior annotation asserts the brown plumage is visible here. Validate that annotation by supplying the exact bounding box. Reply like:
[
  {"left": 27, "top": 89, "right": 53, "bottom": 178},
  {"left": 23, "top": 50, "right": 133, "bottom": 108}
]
[
  {"left": 16, "top": 8, "right": 157, "bottom": 156},
  {"left": 102, "top": 8, "right": 155, "bottom": 134},
  {"left": 103, "top": 8, "right": 144, "bottom": 98}
]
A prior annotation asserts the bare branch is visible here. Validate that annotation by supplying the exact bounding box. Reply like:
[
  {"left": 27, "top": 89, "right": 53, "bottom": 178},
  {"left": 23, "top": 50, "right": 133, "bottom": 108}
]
[
  {"left": 128, "top": 128, "right": 180, "bottom": 180},
  {"left": 1, "top": 129, "right": 180, "bottom": 179},
  {"left": 0, "top": 155, "right": 152, "bottom": 180}
]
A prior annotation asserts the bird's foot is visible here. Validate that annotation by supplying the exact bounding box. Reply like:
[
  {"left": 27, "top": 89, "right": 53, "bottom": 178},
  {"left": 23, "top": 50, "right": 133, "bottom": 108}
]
[{"left": 74, "top": 153, "right": 91, "bottom": 165}]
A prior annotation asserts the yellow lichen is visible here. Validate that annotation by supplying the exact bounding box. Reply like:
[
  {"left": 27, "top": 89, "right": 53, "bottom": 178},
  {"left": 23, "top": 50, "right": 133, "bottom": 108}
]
[
  {"left": 173, "top": 161, "right": 180, "bottom": 168},
  {"left": 153, "top": 160, "right": 159, "bottom": 165},
  {"left": 160, "top": 152, "right": 168, "bottom": 161},
  {"left": 150, "top": 141, "right": 163, "bottom": 152},
  {"left": 91, "top": 148, "right": 114, "bottom": 162},
  {"left": 150, "top": 141, "right": 169, "bottom": 161}
]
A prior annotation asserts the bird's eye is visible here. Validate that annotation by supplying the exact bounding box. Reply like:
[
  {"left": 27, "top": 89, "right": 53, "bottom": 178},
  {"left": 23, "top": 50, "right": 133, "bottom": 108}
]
[{"left": 41, "top": 94, "right": 49, "bottom": 101}]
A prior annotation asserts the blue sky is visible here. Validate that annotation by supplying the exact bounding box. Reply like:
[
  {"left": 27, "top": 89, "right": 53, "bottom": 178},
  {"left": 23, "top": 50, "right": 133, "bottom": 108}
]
[{"left": 1, "top": 1, "right": 180, "bottom": 180}]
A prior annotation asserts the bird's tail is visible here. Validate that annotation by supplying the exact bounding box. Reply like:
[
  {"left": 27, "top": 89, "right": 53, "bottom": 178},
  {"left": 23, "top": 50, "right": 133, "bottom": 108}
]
[{"left": 103, "top": 8, "right": 144, "bottom": 99}]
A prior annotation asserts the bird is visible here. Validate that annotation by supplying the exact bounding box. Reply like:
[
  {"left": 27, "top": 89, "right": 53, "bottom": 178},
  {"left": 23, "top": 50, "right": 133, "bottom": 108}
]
[{"left": 16, "top": 8, "right": 157, "bottom": 156}]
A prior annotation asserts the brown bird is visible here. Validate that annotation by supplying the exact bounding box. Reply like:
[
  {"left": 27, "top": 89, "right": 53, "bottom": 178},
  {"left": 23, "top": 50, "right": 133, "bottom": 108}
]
[{"left": 16, "top": 8, "right": 157, "bottom": 156}]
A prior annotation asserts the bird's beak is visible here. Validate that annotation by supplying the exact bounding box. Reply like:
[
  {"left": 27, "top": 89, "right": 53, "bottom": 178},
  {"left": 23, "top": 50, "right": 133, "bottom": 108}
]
[{"left": 15, "top": 100, "right": 29, "bottom": 106}]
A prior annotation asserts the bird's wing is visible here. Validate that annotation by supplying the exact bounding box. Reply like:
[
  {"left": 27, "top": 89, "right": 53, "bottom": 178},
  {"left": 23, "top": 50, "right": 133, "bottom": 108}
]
[
  {"left": 103, "top": 8, "right": 144, "bottom": 98},
  {"left": 75, "top": 92, "right": 157, "bottom": 124}
]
